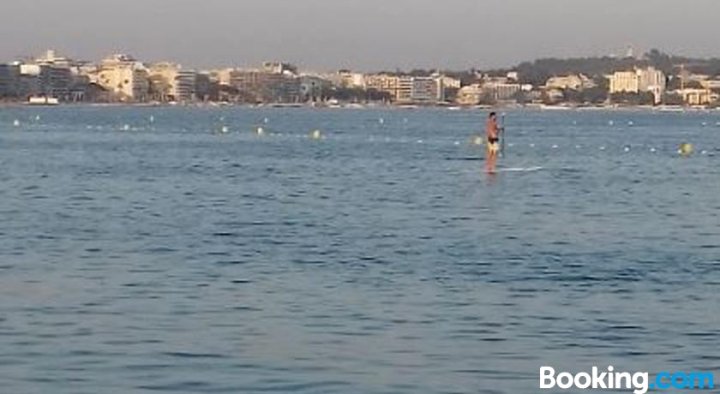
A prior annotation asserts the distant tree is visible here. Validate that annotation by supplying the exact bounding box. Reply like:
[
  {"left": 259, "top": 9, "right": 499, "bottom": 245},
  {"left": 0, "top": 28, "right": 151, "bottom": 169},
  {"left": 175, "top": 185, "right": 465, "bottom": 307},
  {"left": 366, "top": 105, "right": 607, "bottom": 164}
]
[
  {"left": 408, "top": 69, "right": 433, "bottom": 77},
  {"left": 444, "top": 87, "right": 460, "bottom": 102},
  {"left": 563, "top": 87, "right": 607, "bottom": 104},
  {"left": 662, "top": 92, "right": 684, "bottom": 106},
  {"left": 323, "top": 87, "right": 391, "bottom": 103},
  {"left": 667, "top": 76, "right": 682, "bottom": 91},
  {"left": 477, "top": 91, "right": 497, "bottom": 106},
  {"left": 513, "top": 90, "right": 531, "bottom": 105},
  {"left": 684, "top": 80, "right": 704, "bottom": 89},
  {"left": 610, "top": 91, "right": 655, "bottom": 106}
]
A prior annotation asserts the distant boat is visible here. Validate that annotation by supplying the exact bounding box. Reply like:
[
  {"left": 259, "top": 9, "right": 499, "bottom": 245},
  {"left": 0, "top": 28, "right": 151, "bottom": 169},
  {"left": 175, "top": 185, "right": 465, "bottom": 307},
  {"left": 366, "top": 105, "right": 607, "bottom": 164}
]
[{"left": 27, "top": 97, "right": 60, "bottom": 106}]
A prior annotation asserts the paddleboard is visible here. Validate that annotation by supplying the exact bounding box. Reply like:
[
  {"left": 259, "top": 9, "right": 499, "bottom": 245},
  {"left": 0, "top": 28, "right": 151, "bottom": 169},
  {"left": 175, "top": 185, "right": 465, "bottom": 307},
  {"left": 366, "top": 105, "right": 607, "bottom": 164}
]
[{"left": 496, "top": 166, "right": 543, "bottom": 173}]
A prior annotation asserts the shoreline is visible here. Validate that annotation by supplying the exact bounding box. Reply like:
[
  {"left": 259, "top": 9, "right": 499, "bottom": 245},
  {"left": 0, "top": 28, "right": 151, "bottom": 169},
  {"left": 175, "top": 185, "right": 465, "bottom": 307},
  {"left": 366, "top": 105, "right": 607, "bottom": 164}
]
[{"left": 1, "top": 101, "right": 719, "bottom": 112}]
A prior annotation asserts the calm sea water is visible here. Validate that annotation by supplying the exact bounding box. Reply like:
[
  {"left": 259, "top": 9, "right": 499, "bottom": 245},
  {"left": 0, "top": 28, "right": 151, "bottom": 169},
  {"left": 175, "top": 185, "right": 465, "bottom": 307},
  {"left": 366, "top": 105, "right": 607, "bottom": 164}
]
[{"left": 0, "top": 106, "right": 718, "bottom": 394}]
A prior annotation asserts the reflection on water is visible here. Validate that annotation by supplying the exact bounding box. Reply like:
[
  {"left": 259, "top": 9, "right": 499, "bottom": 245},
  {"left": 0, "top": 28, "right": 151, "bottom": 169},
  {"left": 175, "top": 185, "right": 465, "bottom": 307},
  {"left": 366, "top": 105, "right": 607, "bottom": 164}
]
[{"left": 0, "top": 107, "right": 718, "bottom": 393}]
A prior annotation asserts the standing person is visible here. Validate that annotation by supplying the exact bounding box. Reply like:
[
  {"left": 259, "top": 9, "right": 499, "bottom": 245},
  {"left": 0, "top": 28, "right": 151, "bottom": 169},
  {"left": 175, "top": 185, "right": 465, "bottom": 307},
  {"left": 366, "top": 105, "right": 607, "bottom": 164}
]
[{"left": 485, "top": 112, "right": 501, "bottom": 173}]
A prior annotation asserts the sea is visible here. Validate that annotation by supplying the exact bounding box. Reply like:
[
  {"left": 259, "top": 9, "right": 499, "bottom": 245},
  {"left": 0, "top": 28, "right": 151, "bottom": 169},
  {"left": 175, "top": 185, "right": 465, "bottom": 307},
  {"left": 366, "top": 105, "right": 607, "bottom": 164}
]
[{"left": 0, "top": 106, "right": 718, "bottom": 394}]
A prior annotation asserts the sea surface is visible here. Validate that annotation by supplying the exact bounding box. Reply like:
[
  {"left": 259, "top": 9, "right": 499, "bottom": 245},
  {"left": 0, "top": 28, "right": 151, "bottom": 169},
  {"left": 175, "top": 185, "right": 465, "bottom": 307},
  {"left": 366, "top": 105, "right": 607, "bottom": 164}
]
[{"left": 0, "top": 106, "right": 718, "bottom": 394}]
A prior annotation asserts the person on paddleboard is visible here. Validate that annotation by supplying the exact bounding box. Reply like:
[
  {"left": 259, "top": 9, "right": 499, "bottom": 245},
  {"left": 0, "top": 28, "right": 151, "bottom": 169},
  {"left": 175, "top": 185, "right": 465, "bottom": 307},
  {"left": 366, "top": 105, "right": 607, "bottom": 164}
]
[{"left": 485, "top": 112, "right": 501, "bottom": 173}]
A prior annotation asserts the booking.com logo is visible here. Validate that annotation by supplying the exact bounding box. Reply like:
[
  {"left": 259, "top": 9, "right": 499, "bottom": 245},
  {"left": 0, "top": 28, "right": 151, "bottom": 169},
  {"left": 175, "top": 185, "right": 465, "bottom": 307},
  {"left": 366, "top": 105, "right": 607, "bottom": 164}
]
[{"left": 540, "top": 366, "right": 715, "bottom": 394}]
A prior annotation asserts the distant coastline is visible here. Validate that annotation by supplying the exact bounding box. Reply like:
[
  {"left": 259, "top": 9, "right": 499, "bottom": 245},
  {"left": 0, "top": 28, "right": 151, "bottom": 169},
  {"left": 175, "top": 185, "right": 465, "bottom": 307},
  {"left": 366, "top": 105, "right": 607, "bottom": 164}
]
[
  {"left": 1, "top": 48, "right": 719, "bottom": 109},
  {"left": 3, "top": 100, "right": 718, "bottom": 114}
]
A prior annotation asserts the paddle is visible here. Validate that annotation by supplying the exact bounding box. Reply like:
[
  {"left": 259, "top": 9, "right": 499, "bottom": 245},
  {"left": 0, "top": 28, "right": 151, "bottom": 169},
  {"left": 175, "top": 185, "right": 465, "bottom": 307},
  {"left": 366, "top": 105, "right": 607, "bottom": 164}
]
[{"left": 500, "top": 113, "right": 506, "bottom": 157}]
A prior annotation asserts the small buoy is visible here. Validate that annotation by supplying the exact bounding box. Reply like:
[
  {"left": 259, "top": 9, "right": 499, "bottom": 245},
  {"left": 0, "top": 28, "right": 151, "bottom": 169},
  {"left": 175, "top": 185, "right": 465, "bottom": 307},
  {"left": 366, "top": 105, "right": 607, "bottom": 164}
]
[
  {"left": 378, "top": 118, "right": 384, "bottom": 124},
  {"left": 552, "top": 144, "right": 559, "bottom": 149},
  {"left": 575, "top": 145, "right": 581, "bottom": 149},
  {"left": 624, "top": 146, "right": 631, "bottom": 152},
  {"left": 263, "top": 118, "right": 269, "bottom": 124},
  {"left": 453, "top": 141, "right": 460, "bottom": 146},
  {"left": 701, "top": 150, "right": 708, "bottom": 155},
  {"left": 599, "top": 146, "right": 606, "bottom": 151},
  {"left": 149, "top": 115, "right": 155, "bottom": 123},
  {"left": 628, "top": 121, "right": 634, "bottom": 126},
  {"left": 123, "top": 124, "right": 130, "bottom": 131},
  {"left": 310, "top": 130, "right": 322, "bottom": 140},
  {"left": 679, "top": 143, "right": 694, "bottom": 157},
  {"left": 417, "top": 139, "right": 424, "bottom": 144},
  {"left": 35, "top": 115, "right": 40, "bottom": 121},
  {"left": 256, "top": 127, "right": 264, "bottom": 135},
  {"left": 608, "top": 120, "right": 614, "bottom": 126},
  {"left": 530, "top": 143, "right": 535, "bottom": 148},
  {"left": 472, "top": 136, "right": 484, "bottom": 146},
  {"left": 13, "top": 119, "right": 20, "bottom": 127},
  {"left": 650, "top": 147, "right": 657, "bottom": 153},
  {"left": 403, "top": 118, "right": 408, "bottom": 124},
  {"left": 221, "top": 126, "right": 229, "bottom": 134}
]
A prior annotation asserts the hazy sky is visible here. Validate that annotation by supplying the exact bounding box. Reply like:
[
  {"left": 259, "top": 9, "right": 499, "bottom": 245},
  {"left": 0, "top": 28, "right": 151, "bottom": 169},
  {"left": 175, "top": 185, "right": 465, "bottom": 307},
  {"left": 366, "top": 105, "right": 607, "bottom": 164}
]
[{"left": 1, "top": 0, "right": 719, "bottom": 71}]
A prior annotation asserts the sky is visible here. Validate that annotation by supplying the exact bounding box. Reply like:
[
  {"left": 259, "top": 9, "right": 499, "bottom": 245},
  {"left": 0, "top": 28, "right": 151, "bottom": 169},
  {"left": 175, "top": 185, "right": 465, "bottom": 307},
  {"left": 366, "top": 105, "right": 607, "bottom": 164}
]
[{"left": 1, "top": 0, "right": 719, "bottom": 71}]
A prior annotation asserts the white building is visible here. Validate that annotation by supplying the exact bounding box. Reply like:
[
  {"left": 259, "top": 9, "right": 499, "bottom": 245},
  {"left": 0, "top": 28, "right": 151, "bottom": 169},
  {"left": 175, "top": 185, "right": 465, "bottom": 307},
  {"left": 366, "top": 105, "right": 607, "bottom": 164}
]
[
  {"left": 456, "top": 84, "right": 482, "bottom": 105},
  {"left": 337, "top": 71, "right": 366, "bottom": 88},
  {"left": 637, "top": 67, "right": 666, "bottom": 104},
  {"left": 482, "top": 81, "right": 521, "bottom": 101},
  {"left": 94, "top": 54, "right": 149, "bottom": 102},
  {"left": 395, "top": 76, "right": 443, "bottom": 103},
  {"left": 546, "top": 74, "right": 594, "bottom": 91},
  {"left": 147, "top": 62, "right": 197, "bottom": 101},
  {"left": 609, "top": 67, "right": 666, "bottom": 104}
]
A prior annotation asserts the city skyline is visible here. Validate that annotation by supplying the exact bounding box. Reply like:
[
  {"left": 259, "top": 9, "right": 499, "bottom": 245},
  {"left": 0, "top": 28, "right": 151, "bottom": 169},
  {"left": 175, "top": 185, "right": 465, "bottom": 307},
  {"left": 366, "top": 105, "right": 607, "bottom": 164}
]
[{"left": 1, "top": 0, "right": 720, "bottom": 71}]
